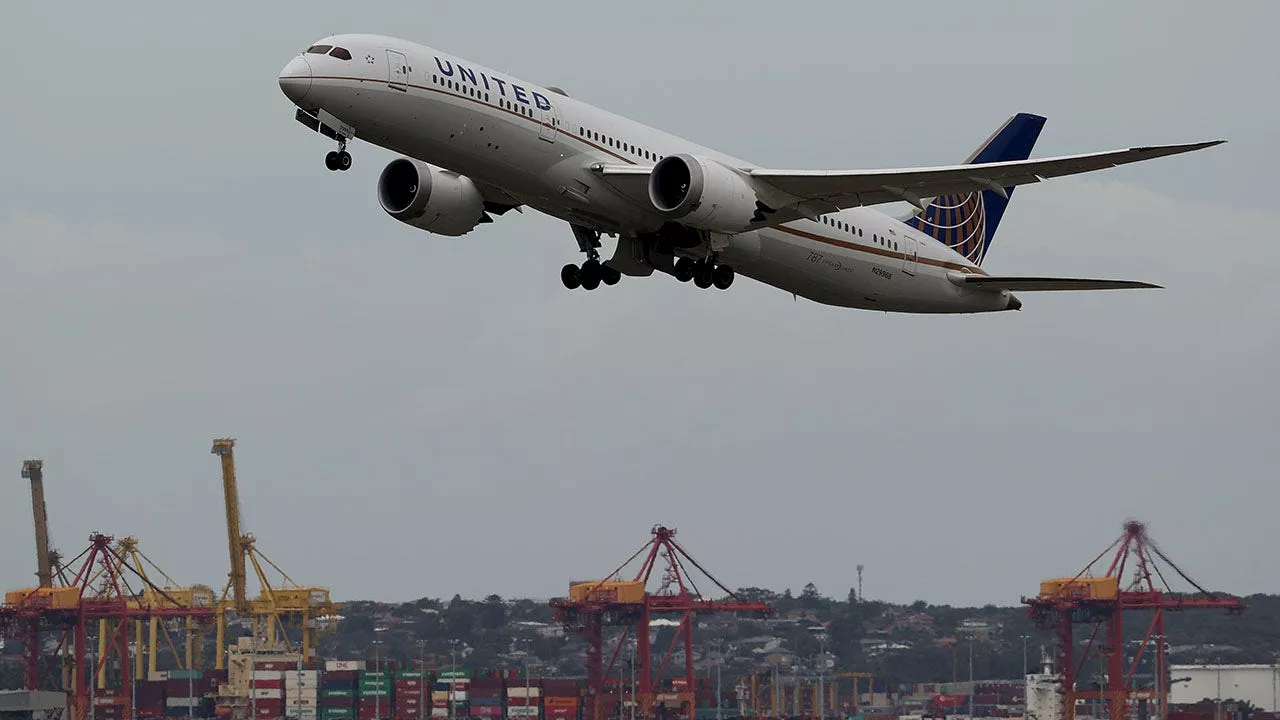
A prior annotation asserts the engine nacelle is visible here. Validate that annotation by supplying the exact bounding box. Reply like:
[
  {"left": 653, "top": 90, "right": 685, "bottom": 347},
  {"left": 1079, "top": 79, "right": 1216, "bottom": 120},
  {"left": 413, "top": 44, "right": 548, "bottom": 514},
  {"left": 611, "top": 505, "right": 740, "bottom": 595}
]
[
  {"left": 377, "top": 158, "right": 487, "bottom": 237},
  {"left": 648, "top": 153, "right": 761, "bottom": 234}
]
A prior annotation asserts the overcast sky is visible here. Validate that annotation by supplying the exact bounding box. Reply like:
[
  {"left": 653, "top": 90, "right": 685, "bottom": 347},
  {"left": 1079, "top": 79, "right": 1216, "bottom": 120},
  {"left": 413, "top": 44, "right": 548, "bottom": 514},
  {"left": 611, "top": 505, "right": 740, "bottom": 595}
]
[{"left": 1, "top": 2, "right": 1276, "bottom": 610}]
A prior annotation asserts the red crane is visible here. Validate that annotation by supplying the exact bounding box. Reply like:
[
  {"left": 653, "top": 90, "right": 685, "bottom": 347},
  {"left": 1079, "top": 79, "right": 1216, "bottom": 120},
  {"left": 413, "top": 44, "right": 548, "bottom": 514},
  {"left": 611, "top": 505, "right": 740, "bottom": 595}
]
[
  {"left": 1022, "top": 521, "right": 1244, "bottom": 720},
  {"left": 551, "top": 525, "right": 775, "bottom": 720},
  {"left": 1, "top": 533, "right": 217, "bottom": 720}
]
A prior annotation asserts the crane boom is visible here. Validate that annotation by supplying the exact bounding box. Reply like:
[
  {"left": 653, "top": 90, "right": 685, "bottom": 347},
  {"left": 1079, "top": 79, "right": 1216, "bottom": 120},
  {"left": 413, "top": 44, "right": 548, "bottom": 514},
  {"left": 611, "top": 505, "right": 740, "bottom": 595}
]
[
  {"left": 21, "top": 460, "right": 53, "bottom": 588},
  {"left": 211, "top": 439, "right": 247, "bottom": 611}
]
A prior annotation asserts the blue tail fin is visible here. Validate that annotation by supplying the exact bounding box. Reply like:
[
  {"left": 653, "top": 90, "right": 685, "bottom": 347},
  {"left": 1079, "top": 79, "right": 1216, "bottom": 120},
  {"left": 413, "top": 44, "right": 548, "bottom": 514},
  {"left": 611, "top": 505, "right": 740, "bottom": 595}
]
[{"left": 904, "top": 113, "right": 1046, "bottom": 266}]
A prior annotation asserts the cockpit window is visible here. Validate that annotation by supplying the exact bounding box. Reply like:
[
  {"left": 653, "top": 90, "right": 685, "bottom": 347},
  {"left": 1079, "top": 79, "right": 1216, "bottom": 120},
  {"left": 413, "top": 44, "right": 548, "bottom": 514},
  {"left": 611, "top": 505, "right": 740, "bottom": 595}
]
[
  {"left": 306, "top": 44, "right": 332, "bottom": 54},
  {"left": 329, "top": 47, "right": 352, "bottom": 60}
]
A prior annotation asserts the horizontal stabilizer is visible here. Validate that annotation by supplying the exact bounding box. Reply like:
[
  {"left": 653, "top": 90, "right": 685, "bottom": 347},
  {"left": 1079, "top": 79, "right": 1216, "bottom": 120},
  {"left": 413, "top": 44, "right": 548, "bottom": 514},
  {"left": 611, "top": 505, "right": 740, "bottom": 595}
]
[{"left": 947, "top": 272, "right": 1161, "bottom": 292}]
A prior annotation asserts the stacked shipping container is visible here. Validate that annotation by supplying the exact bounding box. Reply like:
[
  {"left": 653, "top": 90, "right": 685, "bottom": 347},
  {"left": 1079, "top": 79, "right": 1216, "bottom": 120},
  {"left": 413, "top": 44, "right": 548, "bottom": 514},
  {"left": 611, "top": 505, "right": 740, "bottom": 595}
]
[
  {"left": 166, "top": 670, "right": 207, "bottom": 718},
  {"left": 505, "top": 682, "right": 540, "bottom": 720},
  {"left": 359, "top": 670, "right": 393, "bottom": 720},
  {"left": 469, "top": 676, "right": 502, "bottom": 720},
  {"left": 542, "top": 681, "right": 579, "bottom": 720},
  {"left": 321, "top": 662, "right": 364, "bottom": 720},
  {"left": 394, "top": 671, "right": 428, "bottom": 720},
  {"left": 252, "top": 668, "right": 286, "bottom": 720},
  {"left": 286, "top": 670, "right": 320, "bottom": 720}
]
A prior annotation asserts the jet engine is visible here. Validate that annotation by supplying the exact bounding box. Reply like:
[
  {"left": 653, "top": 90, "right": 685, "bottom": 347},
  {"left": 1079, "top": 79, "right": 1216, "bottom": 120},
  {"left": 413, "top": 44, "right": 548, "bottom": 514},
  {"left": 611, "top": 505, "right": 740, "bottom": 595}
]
[
  {"left": 648, "top": 153, "right": 762, "bottom": 234},
  {"left": 377, "top": 158, "right": 488, "bottom": 237}
]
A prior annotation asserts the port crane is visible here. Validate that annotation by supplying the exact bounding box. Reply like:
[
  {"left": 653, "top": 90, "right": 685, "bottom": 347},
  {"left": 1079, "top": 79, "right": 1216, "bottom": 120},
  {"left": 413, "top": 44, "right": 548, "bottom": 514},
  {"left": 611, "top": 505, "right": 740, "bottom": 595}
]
[
  {"left": 552, "top": 525, "right": 775, "bottom": 720},
  {"left": 1023, "top": 521, "right": 1244, "bottom": 720},
  {"left": 212, "top": 438, "right": 340, "bottom": 668}
]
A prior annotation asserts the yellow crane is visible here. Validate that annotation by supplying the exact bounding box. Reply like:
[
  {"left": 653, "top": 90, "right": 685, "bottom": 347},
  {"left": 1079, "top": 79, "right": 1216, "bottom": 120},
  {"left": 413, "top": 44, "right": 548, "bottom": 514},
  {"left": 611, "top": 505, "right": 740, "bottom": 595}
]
[
  {"left": 22, "top": 460, "right": 55, "bottom": 588},
  {"left": 115, "top": 537, "right": 216, "bottom": 678},
  {"left": 211, "top": 439, "right": 341, "bottom": 669}
]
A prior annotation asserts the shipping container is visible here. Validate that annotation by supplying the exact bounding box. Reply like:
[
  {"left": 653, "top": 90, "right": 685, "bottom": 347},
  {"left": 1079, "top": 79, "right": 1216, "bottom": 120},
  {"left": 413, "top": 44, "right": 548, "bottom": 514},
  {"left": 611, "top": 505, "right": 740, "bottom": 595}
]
[
  {"left": 325, "top": 689, "right": 357, "bottom": 699},
  {"left": 255, "top": 680, "right": 287, "bottom": 690},
  {"left": 506, "top": 689, "right": 540, "bottom": 699},
  {"left": 506, "top": 708, "right": 539, "bottom": 718},
  {"left": 327, "top": 661, "right": 368, "bottom": 672},
  {"left": 254, "top": 689, "right": 285, "bottom": 700},
  {"left": 470, "top": 707, "right": 502, "bottom": 717}
]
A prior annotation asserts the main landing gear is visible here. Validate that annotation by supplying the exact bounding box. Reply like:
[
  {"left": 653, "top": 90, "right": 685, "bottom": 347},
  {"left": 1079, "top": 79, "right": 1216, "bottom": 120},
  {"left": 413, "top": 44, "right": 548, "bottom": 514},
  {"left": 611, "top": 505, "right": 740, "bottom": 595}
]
[
  {"left": 673, "top": 257, "right": 734, "bottom": 290},
  {"left": 561, "top": 224, "right": 621, "bottom": 291},
  {"left": 561, "top": 256, "right": 621, "bottom": 291},
  {"left": 324, "top": 139, "right": 352, "bottom": 172}
]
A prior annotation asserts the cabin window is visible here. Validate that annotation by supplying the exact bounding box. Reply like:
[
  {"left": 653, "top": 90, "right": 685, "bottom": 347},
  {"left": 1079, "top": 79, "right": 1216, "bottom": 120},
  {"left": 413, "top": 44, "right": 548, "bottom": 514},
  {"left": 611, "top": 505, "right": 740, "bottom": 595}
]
[
  {"left": 328, "top": 47, "right": 352, "bottom": 61},
  {"left": 306, "top": 45, "right": 332, "bottom": 54}
]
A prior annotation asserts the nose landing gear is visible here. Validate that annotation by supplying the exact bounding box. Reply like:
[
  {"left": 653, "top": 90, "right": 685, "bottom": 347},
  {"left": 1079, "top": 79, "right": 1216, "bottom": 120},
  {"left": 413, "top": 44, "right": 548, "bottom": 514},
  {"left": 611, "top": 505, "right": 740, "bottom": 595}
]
[{"left": 325, "top": 140, "right": 352, "bottom": 171}]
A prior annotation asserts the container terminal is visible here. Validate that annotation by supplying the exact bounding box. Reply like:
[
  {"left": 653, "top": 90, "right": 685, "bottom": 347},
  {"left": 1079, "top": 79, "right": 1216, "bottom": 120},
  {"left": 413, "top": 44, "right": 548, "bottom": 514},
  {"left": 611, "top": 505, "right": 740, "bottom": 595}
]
[{"left": 0, "top": 443, "right": 1258, "bottom": 720}]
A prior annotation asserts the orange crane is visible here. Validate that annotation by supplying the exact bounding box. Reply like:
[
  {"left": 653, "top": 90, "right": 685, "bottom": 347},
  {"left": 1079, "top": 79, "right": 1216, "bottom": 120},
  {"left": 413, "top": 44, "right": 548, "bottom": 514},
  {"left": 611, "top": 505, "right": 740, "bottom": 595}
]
[
  {"left": 1023, "top": 521, "right": 1245, "bottom": 720},
  {"left": 211, "top": 438, "right": 340, "bottom": 669}
]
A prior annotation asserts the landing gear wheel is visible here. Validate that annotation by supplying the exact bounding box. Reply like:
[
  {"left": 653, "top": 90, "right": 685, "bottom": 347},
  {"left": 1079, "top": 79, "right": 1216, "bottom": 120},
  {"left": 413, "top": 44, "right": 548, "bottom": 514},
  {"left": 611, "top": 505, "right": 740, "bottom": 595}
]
[
  {"left": 673, "top": 257, "right": 695, "bottom": 283},
  {"left": 325, "top": 151, "right": 339, "bottom": 171},
  {"left": 693, "top": 261, "right": 714, "bottom": 289},
  {"left": 579, "top": 260, "right": 602, "bottom": 291},
  {"left": 601, "top": 264, "right": 621, "bottom": 286},
  {"left": 560, "top": 264, "right": 581, "bottom": 290},
  {"left": 712, "top": 264, "right": 735, "bottom": 290},
  {"left": 337, "top": 151, "right": 352, "bottom": 171}
]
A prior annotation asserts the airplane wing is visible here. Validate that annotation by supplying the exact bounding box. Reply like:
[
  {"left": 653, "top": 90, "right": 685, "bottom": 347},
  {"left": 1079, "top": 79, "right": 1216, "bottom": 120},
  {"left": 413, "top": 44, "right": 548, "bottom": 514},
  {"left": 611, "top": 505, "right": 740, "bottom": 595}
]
[
  {"left": 747, "top": 141, "right": 1223, "bottom": 212},
  {"left": 947, "top": 272, "right": 1161, "bottom": 292},
  {"left": 591, "top": 140, "right": 1223, "bottom": 224}
]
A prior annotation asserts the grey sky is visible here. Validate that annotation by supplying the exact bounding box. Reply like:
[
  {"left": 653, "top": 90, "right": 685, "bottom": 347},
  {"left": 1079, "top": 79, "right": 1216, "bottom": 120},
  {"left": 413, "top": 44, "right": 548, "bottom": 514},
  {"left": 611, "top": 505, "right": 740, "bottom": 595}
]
[{"left": 1, "top": 2, "right": 1276, "bottom": 609}]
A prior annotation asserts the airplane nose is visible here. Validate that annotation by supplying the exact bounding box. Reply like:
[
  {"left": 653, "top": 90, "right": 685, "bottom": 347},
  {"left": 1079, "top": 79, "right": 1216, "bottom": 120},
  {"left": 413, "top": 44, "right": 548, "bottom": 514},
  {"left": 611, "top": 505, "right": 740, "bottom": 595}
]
[{"left": 278, "top": 55, "right": 312, "bottom": 104}]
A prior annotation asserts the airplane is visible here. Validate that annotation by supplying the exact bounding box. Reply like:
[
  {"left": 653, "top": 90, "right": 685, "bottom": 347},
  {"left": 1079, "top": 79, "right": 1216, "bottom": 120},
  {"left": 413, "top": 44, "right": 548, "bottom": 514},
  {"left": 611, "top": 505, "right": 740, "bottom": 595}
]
[{"left": 278, "top": 34, "right": 1224, "bottom": 314}]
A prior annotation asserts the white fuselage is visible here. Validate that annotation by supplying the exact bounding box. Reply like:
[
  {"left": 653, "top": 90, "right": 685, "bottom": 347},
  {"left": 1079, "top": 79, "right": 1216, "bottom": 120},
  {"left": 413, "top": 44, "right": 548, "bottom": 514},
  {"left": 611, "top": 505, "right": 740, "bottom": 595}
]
[{"left": 280, "top": 34, "right": 1015, "bottom": 313}]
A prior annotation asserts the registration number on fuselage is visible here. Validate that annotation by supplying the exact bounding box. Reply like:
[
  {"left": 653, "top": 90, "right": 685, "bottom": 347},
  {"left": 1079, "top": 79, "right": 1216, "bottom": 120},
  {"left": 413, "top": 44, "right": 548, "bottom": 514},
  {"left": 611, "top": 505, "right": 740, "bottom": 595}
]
[{"left": 808, "top": 251, "right": 892, "bottom": 280}]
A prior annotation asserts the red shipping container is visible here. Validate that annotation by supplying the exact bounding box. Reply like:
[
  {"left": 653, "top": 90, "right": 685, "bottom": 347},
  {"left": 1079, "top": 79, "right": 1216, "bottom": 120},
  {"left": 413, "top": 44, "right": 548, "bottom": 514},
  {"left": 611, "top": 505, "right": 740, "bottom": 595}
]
[
  {"left": 543, "top": 699, "right": 577, "bottom": 710},
  {"left": 470, "top": 707, "right": 502, "bottom": 717},
  {"left": 254, "top": 680, "right": 286, "bottom": 689}
]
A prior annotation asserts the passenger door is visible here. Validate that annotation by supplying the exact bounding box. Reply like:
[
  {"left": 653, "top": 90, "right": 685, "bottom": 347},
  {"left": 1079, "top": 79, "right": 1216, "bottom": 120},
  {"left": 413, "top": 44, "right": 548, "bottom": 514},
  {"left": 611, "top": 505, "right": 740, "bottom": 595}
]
[
  {"left": 386, "top": 50, "right": 408, "bottom": 91},
  {"left": 901, "top": 235, "right": 919, "bottom": 277},
  {"left": 538, "top": 104, "right": 558, "bottom": 143}
]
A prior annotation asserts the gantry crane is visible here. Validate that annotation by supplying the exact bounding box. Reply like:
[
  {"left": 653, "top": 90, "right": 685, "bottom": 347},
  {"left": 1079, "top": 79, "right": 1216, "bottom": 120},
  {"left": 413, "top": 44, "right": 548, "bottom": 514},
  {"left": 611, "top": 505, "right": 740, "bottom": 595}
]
[
  {"left": 2, "top": 533, "right": 217, "bottom": 720},
  {"left": 211, "top": 438, "right": 341, "bottom": 669},
  {"left": 1023, "top": 521, "right": 1245, "bottom": 720},
  {"left": 552, "top": 525, "right": 775, "bottom": 720},
  {"left": 116, "top": 537, "right": 216, "bottom": 677}
]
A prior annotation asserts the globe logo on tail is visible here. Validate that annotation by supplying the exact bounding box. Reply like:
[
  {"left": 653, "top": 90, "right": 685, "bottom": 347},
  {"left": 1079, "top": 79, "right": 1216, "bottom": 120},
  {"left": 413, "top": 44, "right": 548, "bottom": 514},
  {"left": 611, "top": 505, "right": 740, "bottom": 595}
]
[{"left": 905, "top": 191, "right": 990, "bottom": 266}]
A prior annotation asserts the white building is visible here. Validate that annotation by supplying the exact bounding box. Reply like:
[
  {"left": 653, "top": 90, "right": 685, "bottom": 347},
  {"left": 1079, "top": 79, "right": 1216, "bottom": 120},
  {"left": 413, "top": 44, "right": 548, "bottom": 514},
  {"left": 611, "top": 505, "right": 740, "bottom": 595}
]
[{"left": 1169, "top": 665, "right": 1280, "bottom": 712}]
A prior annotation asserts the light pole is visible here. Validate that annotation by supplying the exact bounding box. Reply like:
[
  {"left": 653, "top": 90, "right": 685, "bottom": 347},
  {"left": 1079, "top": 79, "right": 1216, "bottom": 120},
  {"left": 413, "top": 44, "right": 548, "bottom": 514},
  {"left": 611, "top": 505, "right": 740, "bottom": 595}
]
[
  {"left": 713, "top": 642, "right": 723, "bottom": 720},
  {"left": 817, "top": 636, "right": 826, "bottom": 720},
  {"left": 968, "top": 639, "right": 974, "bottom": 720},
  {"left": 373, "top": 639, "right": 383, "bottom": 720},
  {"left": 1021, "top": 635, "right": 1030, "bottom": 678},
  {"left": 448, "top": 640, "right": 459, "bottom": 720}
]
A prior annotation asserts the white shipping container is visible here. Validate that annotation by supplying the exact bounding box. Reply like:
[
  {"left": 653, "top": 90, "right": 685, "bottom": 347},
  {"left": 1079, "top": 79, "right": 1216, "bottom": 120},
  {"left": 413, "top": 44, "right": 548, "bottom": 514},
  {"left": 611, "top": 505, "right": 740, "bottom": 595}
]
[
  {"left": 451, "top": 692, "right": 468, "bottom": 702},
  {"left": 507, "top": 708, "right": 540, "bottom": 717},
  {"left": 325, "top": 661, "right": 367, "bottom": 672},
  {"left": 432, "top": 711, "right": 449, "bottom": 718},
  {"left": 286, "top": 699, "right": 317, "bottom": 707},
  {"left": 286, "top": 689, "right": 319, "bottom": 700},
  {"left": 148, "top": 671, "right": 170, "bottom": 682},
  {"left": 285, "top": 710, "right": 318, "bottom": 720},
  {"left": 285, "top": 671, "right": 319, "bottom": 686},
  {"left": 506, "top": 689, "right": 541, "bottom": 699},
  {"left": 254, "top": 671, "right": 286, "bottom": 681},
  {"left": 252, "top": 689, "right": 284, "bottom": 700}
]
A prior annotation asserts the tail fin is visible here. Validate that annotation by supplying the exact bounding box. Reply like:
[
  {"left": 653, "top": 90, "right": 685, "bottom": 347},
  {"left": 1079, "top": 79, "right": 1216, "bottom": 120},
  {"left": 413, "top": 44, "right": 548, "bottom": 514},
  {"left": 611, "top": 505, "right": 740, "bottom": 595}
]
[{"left": 905, "top": 112, "right": 1046, "bottom": 266}]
